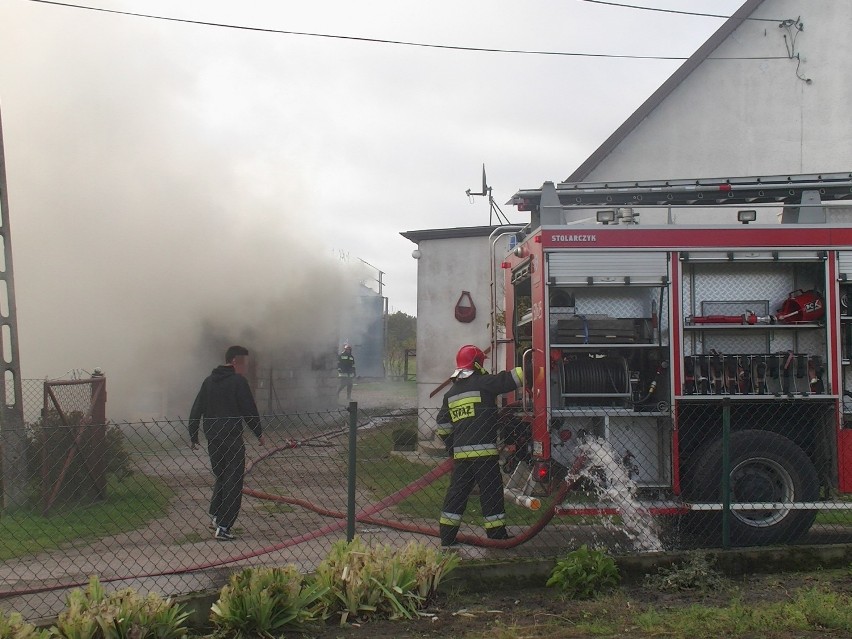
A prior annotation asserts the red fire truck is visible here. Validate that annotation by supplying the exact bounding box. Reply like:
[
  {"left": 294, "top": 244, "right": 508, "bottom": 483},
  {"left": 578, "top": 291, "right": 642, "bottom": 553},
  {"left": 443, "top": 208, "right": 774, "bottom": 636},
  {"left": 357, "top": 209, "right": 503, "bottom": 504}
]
[{"left": 497, "top": 173, "right": 852, "bottom": 546}]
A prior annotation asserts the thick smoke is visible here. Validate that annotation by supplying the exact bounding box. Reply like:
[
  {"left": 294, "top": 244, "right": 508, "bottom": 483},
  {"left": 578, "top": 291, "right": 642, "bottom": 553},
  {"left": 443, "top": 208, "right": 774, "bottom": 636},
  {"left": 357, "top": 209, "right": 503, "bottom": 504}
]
[{"left": 0, "top": 7, "right": 371, "bottom": 419}]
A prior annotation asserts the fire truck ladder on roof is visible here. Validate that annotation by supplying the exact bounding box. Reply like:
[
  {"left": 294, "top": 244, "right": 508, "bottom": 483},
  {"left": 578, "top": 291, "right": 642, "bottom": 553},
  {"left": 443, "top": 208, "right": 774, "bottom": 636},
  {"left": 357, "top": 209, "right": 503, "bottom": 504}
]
[{"left": 510, "top": 172, "right": 852, "bottom": 224}]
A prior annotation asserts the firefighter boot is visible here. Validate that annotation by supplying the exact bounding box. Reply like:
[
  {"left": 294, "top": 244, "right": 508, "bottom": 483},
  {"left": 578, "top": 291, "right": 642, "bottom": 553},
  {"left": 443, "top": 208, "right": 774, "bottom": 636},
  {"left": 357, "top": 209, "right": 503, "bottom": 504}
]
[
  {"left": 487, "top": 527, "right": 513, "bottom": 541},
  {"left": 440, "top": 524, "right": 460, "bottom": 547}
]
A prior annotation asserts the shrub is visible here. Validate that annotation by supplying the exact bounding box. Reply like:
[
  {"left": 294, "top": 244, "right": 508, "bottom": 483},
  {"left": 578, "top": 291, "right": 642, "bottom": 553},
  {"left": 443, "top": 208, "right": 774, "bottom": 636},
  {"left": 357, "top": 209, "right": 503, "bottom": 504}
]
[
  {"left": 314, "top": 538, "right": 458, "bottom": 625},
  {"left": 211, "top": 565, "right": 327, "bottom": 637},
  {"left": 645, "top": 552, "right": 725, "bottom": 592},
  {"left": 23, "top": 412, "right": 134, "bottom": 509},
  {"left": 546, "top": 544, "right": 620, "bottom": 599},
  {"left": 52, "top": 576, "right": 189, "bottom": 639},
  {"left": 392, "top": 427, "right": 418, "bottom": 451},
  {"left": 0, "top": 609, "right": 51, "bottom": 639}
]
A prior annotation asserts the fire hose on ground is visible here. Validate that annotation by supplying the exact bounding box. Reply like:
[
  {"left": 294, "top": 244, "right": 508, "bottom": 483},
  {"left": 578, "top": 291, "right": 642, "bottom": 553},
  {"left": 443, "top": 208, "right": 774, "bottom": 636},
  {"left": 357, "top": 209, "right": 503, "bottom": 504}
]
[{"left": 0, "top": 417, "right": 578, "bottom": 598}]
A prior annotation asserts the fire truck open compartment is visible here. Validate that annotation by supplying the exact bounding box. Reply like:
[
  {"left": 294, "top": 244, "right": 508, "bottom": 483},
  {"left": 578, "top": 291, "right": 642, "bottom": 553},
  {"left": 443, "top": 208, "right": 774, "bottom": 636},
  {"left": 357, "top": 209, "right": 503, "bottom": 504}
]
[{"left": 497, "top": 173, "right": 852, "bottom": 546}]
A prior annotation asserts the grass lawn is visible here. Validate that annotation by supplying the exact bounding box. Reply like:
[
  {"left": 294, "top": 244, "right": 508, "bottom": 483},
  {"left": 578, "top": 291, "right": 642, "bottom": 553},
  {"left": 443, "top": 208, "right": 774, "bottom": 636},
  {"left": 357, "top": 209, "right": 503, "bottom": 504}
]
[{"left": 0, "top": 474, "right": 172, "bottom": 560}]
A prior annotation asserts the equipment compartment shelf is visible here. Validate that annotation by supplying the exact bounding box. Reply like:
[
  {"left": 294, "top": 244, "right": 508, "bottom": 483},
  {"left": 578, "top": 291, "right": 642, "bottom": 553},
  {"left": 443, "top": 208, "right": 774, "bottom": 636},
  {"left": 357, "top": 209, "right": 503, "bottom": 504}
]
[
  {"left": 683, "top": 323, "right": 822, "bottom": 330},
  {"left": 550, "top": 408, "right": 670, "bottom": 418},
  {"left": 676, "top": 394, "right": 837, "bottom": 401},
  {"left": 551, "top": 343, "right": 661, "bottom": 349}
]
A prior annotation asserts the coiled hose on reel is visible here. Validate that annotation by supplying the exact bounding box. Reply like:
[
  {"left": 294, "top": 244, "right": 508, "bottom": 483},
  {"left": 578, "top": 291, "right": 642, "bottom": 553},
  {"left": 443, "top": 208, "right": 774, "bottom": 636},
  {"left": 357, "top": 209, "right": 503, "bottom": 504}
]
[{"left": 561, "top": 356, "right": 630, "bottom": 401}]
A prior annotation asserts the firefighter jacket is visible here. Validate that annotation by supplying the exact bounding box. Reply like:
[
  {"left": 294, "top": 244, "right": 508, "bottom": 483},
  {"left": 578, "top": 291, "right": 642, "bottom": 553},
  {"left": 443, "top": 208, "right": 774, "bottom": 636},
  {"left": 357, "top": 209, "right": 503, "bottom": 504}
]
[
  {"left": 337, "top": 352, "right": 356, "bottom": 377},
  {"left": 436, "top": 367, "right": 524, "bottom": 459}
]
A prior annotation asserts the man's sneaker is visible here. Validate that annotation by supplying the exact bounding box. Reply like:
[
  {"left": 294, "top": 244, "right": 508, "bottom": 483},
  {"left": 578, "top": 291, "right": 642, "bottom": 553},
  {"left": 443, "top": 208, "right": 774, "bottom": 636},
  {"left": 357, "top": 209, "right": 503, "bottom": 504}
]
[{"left": 214, "top": 526, "right": 235, "bottom": 541}]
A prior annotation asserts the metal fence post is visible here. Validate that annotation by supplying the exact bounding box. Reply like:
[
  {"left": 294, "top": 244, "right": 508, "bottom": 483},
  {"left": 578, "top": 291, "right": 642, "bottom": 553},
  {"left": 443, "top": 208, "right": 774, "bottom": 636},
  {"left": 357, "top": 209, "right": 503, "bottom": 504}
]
[
  {"left": 0, "top": 108, "right": 27, "bottom": 512},
  {"left": 721, "top": 397, "right": 731, "bottom": 549},
  {"left": 347, "top": 401, "right": 358, "bottom": 542}
]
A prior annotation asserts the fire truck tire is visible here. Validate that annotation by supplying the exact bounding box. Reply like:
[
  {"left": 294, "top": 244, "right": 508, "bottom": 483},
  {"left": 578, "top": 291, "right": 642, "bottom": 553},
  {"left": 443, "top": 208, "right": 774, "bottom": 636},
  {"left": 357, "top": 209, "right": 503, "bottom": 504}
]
[{"left": 685, "top": 429, "right": 818, "bottom": 546}]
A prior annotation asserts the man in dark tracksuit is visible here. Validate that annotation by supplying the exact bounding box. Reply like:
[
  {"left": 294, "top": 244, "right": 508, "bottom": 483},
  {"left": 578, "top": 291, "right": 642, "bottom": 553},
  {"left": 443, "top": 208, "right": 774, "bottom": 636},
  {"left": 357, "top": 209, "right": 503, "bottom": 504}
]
[
  {"left": 189, "top": 345, "right": 265, "bottom": 541},
  {"left": 437, "top": 344, "right": 524, "bottom": 547}
]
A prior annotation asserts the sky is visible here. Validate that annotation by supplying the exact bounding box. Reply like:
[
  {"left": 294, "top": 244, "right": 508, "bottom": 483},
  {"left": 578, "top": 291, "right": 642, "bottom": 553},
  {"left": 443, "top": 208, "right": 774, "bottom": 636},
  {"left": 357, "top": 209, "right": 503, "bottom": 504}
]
[{"left": 0, "top": 0, "right": 747, "bottom": 416}]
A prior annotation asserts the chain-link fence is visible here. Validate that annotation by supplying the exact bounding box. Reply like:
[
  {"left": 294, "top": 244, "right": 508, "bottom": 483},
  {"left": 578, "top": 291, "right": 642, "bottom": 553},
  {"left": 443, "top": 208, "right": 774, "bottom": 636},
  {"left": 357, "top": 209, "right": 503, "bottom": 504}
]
[{"left": 2, "top": 391, "right": 852, "bottom": 621}]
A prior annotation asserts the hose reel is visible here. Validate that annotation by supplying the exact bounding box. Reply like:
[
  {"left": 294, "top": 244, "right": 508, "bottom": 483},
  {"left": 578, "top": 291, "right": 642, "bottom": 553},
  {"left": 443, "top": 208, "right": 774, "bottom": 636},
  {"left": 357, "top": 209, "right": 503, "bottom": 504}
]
[{"left": 560, "top": 356, "right": 630, "bottom": 404}]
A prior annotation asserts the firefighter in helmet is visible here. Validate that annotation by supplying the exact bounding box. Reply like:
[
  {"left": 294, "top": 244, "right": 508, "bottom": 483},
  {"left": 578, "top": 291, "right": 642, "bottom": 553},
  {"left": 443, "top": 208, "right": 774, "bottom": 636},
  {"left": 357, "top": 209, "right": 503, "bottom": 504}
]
[
  {"left": 337, "top": 343, "right": 356, "bottom": 401},
  {"left": 436, "top": 344, "right": 524, "bottom": 547}
]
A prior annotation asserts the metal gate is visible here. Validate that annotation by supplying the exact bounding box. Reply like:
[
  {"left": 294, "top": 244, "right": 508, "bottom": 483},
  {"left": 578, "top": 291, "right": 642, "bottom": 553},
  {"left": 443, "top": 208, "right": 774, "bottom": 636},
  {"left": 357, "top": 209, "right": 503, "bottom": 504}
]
[{"left": 41, "top": 375, "right": 107, "bottom": 513}]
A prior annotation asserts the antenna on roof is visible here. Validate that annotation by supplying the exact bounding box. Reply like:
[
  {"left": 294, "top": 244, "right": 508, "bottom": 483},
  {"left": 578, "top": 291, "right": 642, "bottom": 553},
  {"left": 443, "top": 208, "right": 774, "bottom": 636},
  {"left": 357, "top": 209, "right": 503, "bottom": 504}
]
[{"left": 465, "top": 164, "right": 511, "bottom": 225}]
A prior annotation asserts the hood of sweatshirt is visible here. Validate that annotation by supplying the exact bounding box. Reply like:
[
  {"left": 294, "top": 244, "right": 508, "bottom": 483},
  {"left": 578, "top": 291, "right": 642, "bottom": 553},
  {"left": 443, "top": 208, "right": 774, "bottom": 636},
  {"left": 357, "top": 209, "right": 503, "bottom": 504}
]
[{"left": 210, "top": 365, "right": 237, "bottom": 383}]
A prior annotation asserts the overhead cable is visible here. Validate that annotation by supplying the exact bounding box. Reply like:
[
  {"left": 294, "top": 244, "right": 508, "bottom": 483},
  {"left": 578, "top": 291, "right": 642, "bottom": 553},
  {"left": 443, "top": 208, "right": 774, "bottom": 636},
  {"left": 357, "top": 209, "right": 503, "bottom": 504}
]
[
  {"left": 576, "top": 0, "right": 782, "bottom": 22},
  {"left": 27, "top": 0, "right": 789, "bottom": 60}
]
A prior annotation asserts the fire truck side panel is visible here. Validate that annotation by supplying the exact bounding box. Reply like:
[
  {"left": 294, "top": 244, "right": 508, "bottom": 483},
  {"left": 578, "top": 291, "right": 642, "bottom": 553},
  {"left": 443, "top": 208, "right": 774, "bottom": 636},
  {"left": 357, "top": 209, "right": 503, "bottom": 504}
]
[
  {"left": 671, "top": 248, "right": 835, "bottom": 505},
  {"left": 504, "top": 240, "right": 552, "bottom": 465},
  {"left": 836, "top": 251, "right": 852, "bottom": 492},
  {"left": 826, "top": 253, "right": 845, "bottom": 493},
  {"left": 530, "top": 239, "right": 550, "bottom": 463},
  {"left": 512, "top": 228, "right": 850, "bottom": 495},
  {"left": 670, "top": 254, "right": 682, "bottom": 495},
  {"left": 840, "top": 256, "right": 852, "bottom": 427},
  {"left": 537, "top": 245, "right": 673, "bottom": 488},
  {"left": 840, "top": 430, "right": 852, "bottom": 492},
  {"left": 500, "top": 174, "right": 852, "bottom": 544}
]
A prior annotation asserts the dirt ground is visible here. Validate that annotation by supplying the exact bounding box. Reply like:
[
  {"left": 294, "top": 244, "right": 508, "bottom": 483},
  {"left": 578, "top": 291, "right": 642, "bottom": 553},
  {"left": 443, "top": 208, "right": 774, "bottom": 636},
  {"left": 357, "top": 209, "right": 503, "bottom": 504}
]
[{"left": 306, "top": 568, "right": 852, "bottom": 639}]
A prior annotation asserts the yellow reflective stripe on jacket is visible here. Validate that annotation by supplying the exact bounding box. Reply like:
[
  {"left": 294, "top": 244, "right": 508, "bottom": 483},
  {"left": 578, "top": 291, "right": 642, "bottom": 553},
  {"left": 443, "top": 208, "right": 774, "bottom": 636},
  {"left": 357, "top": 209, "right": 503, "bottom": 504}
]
[
  {"left": 511, "top": 367, "right": 524, "bottom": 387},
  {"left": 453, "top": 443, "right": 498, "bottom": 459},
  {"left": 447, "top": 391, "right": 481, "bottom": 423},
  {"left": 435, "top": 425, "right": 454, "bottom": 437}
]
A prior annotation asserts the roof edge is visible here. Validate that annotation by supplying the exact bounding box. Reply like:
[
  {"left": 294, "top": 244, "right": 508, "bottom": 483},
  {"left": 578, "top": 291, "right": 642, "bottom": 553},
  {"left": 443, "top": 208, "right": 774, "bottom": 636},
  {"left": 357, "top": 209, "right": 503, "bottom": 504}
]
[
  {"left": 565, "top": 0, "right": 766, "bottom": 183},
  {"left": 400, "top": 225, "right": 505, "bottom": 244}
]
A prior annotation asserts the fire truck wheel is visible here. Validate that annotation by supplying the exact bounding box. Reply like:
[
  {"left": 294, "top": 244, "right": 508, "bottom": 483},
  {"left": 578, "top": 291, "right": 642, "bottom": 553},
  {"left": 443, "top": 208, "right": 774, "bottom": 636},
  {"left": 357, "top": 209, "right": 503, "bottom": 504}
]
[{"left": 685, "top": 429, "right": 819, "bottom": 546}]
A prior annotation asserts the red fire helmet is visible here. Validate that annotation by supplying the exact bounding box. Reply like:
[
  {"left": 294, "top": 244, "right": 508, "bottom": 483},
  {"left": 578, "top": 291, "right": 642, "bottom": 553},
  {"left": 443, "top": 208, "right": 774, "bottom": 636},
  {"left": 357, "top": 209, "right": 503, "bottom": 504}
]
[{"left": 455, "top": 344, "right": 487, "bottom": 370}]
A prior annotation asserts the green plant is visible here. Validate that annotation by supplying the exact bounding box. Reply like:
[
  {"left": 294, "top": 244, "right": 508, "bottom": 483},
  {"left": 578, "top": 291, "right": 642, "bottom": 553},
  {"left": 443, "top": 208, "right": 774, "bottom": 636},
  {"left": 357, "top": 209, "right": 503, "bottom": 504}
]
[
  {"left": 0, "top": 609, "right": 52, "bottom": 639},
  {"left": 793, "top": 586, "right": 852, "bottom": 631},
  {"left": 314, "top": 538, "right": 458, "bottom": 625},
  {"left": 23, "top": 414, "right": 134, "bottom": 509},
  {"left": 52, "top": 576, "right": 189, "bottom": 639},
  {"left": 396, "top": 539, "right": 459, "bottom": 603},
  {"left": 546, "top": 545, "right": 620, "bottom": 599},
  {"left": 102, "top": 426, "right": 134, "bottom": 480},
  {"left": 645, "top": 552, "right": 726, "bottom": 593},
  {"left": 210, "top": 565, "right": 327, "bottom": 637}
]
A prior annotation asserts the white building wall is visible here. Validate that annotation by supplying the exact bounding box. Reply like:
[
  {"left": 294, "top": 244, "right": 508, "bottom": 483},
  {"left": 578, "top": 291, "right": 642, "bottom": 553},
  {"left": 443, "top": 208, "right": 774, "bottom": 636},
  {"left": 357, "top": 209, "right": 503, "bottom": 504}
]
[
  {"left": 579, "top": 1, "right": 852, "bottom": 181},
  {"left": 412, "top": 232, "right": 512, "bottom": 445}
]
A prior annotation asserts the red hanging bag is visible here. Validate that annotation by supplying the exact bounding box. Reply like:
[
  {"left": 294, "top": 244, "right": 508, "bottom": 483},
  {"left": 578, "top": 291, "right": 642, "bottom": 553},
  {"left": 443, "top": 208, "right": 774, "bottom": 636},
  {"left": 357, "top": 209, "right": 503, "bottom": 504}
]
[{"left": 454, "top": 291, "right": 476, "bottom": 323}]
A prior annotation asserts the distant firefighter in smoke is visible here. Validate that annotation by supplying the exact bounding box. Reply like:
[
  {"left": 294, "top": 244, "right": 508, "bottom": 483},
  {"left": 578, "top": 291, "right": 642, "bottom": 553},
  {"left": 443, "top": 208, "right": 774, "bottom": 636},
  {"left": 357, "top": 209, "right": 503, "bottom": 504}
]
[{"left": 337, "top": 342, "right": 356, "bottom": 402}]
